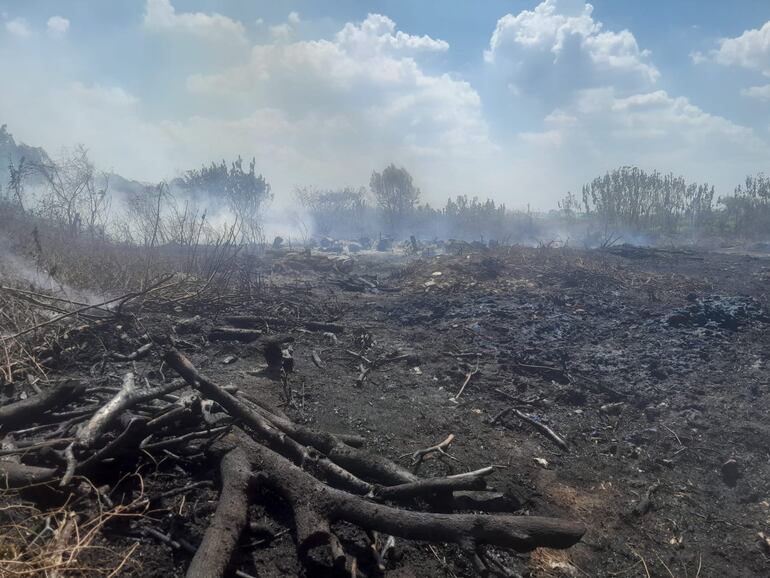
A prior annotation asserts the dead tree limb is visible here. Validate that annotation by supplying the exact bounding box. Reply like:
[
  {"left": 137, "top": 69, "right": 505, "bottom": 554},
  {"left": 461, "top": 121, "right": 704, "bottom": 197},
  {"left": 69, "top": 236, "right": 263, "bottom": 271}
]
[
  {"left": 164, "top": 350, "right": 519, "bottom": 512},
  {"left": 110, "top": 342, "right": 153, "bottom": 361},
  {"left": 209, "top": 328, "right": 263, "bottom": 342},
  {"left": 186, "top": 445, "right": 251, "bottom": 578},
  {"left": 0, "top": 380, "right": 85, "bottom": 431},
  {"left": 451, "top": 359, "right": 480, "bottom": 402},
  {"left": 495, "top": 407, "right": 569, "bottom": 451},
  {"left": 404, "top": 434, "right": 458, "bottom": 468},
  {"left": 75, "top": 374, "right": 186, "bottom": 449},
  {"left": 60, "top": 374, "right": 187, "bottom": 485},
  {"left": 371, "top": 467, "right": 493, "bottom": 501},
  {"left": 242, "top": 397, "right": 365, "bottom": 448},
  {"left": 0, "top": 460, "right": 57, "bottom": 488},
  {"left": 171, "top": 351, "right": 378, "bottom": 475},
  {"left": 164, "top": 349, "right": 371, "bottom": 494},
  {"left": 244, "top": 435, "right": 585, "bottom": 559}
]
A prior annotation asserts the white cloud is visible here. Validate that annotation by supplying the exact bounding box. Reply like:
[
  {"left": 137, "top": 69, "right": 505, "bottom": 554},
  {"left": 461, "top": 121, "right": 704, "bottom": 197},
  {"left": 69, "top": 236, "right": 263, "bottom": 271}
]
[
  {"left": 269, "top": 23, "right": 293, "bottom": 42},
  {"left": 143, "top": 0, "right": 247, "bottom": 46},
  {"left": 689, "top": 50, "right": 706, "bottom": 65},
  {"left": 47, "top": 16, "right": 70, "bottom": 38},
  {"left": 187, "top": 13, "right": 487, "bottom": 163},
  {"left": 710, "top": 20, "right": 770, "bottom": 76},
  {"left": 514, "top": 88, "right": 767, "bottom": 195},
  {"left": 485, "top": 0, "right": 658, "bottom": 102},
  {"left": 5, "top": 17, "right": 31, "bottom": 38},
  {"left": 269, "top": 11, "right": 303, "bottom": 42},
  {"left": 742, "top": 84, "right": 770, "bottom": 101},
  {"left": 336, "top": 13, "right": 448, "bottom": 56}
]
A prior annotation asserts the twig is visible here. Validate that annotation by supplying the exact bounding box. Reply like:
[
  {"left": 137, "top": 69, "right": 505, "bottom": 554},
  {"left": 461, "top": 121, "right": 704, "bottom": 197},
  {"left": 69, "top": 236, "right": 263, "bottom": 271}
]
[
  {"left": 450, "top": 358, "right": 480, "bottom": 402},
  {"left": 401, "top": 434, "right": 459, "bottom": 468},
  {"left": 631, "top": 548, "right": 652, "bottom": 578},
  {"left": 498, "top": 408, "right": 569, "bottom": 451}
]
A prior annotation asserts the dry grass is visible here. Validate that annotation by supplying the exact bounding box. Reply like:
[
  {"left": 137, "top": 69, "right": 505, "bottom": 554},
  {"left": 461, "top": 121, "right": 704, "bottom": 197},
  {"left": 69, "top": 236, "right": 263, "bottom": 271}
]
[{"left": 0, "top": 483, "right": 146, "bottom": 577}]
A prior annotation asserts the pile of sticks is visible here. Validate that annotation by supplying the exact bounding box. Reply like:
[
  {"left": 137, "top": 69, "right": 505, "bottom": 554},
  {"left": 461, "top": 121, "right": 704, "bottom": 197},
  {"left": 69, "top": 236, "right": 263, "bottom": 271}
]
[{"left": 1, "top": 337, "right": 585, "bottom": 577}]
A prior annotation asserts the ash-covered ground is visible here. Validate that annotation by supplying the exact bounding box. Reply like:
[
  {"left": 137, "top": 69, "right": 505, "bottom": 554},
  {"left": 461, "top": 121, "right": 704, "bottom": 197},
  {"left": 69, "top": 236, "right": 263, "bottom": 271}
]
[{"left": 2, "top": 244, "right": 769, "bottom": 577}]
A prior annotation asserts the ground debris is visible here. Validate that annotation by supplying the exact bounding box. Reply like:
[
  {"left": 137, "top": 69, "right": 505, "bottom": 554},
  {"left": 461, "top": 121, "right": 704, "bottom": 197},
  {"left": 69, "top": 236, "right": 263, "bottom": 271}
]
[{"left": 1, "top": 245, "right": 769, "bottom": 577}]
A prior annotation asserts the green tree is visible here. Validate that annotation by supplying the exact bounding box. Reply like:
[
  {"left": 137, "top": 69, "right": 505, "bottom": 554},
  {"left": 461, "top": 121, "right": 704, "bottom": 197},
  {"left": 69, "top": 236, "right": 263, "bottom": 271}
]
[
  {"left": 370, "top": 164, "right": 420, "bottom": 233},
  {"left": 180, "top": 157, "right": 271, "bottom": 244}
]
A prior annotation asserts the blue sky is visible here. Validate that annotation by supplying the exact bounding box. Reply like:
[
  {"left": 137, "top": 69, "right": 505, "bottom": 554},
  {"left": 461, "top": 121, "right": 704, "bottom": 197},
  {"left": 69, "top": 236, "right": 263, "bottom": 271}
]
[{"left": 2, "top": 0, "right": 769, "bottom": 207}]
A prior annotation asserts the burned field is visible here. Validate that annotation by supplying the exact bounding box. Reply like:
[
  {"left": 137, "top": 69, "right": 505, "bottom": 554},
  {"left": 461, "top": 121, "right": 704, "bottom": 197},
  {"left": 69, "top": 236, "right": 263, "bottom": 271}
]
[{"left": 1, "top": 245, "right": 769, "bottom": 577}]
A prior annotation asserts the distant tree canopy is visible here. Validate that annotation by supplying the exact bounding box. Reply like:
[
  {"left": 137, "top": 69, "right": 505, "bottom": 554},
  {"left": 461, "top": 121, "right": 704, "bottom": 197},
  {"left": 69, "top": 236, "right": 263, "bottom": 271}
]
[
  {"left": 443, "top": 195, "right": 507, "bottom": 239},
  {"left": 719, "top": 173, "right": 770, "bottom": 235},
  {"left": 370, "top": 164, "right": 420, "bottom": 232},
  {"left": 179, "top": 157, "right": 271, "bottom": 243},
  {"left": 578, "top": 166, "right": 715, "bottom": 234},
  {"left": 3, "top": 121, "right": 770, "bottom": 246},
  {"left": 295, "top": 186, "right": 368, "bottom": 236}
]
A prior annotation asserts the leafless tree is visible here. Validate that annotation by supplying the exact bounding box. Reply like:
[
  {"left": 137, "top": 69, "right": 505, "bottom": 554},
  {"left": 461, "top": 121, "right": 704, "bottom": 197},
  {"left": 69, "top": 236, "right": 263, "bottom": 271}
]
[{"left": 33, "top": 145, "right": 110, "bottom": 238}]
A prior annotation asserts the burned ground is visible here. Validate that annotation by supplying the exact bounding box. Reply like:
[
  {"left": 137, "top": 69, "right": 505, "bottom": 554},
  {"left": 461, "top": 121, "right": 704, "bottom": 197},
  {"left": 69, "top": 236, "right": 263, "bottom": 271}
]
[{"left": 1, "top": 245, "right": 769, "bottom": 577}]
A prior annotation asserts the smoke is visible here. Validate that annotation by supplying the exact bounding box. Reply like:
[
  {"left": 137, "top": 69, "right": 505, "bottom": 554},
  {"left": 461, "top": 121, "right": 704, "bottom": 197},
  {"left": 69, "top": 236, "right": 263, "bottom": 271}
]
[{"left": 0, "top": 239, "right": 107, "bottom": 306}]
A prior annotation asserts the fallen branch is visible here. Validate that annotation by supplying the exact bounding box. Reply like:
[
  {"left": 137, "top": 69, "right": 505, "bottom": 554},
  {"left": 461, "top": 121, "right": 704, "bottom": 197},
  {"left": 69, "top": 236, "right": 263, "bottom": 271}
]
[
  {"left": 164, "top": 349, "right": 372, "bottom": 494},
  {"left": 451, "top": 360, "right": 480, "bottom": 402},
  {"left": 75, "top": 374, "right": 185, "bottom": 449},
  {"left": 244, "top": 435, "right": 585, "bottom": 560},
  {"left": 0, "top": 460, "right": 57, "bottom": 488},
  {"left": 60, "top": 374, "right": 187, "bottom": 485},
  {"left": 186, "top": 445, "right": 251, "bottom": 578},
  {"left": 164, "top": 350, "right": 509, "bottom": 512},
  {"left": 110, "top": 342, "right": 153, "bottom": 362},
  {"left": 403, "top": 434, "right": 459, "bottom": 468},
  {"left": 372, "top": 467, "right": 493, "bottom": 501},
  {"left": 208, "top": 327, "right": 263, "bottom": 342},
  {"left": 0, "top": 380, "right": 85, "bottom": 431},
  {"left": 494, "top": 407, "right": 569, "bottom": 451}
]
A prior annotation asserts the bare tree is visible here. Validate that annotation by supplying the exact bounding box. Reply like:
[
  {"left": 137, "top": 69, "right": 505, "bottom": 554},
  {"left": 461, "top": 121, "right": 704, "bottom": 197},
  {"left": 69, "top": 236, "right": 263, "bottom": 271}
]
[{"left": 33, "top": 145, "right": 110, "bottom": 238}]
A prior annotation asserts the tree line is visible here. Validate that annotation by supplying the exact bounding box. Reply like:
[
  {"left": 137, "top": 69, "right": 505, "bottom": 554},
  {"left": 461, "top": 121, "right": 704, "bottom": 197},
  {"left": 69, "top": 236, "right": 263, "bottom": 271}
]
[
  {"left": 2, "top": 122, "right": 768, "bottom": 245},
  {"left": 563, "top": 166, "right": 768, "bottom": 238}
]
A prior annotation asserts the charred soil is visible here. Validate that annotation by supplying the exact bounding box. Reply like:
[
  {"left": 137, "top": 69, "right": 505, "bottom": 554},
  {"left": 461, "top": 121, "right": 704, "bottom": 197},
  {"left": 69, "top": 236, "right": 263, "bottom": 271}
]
[{"left": 1, "top": 245, "right": 769, "bottom": 577}]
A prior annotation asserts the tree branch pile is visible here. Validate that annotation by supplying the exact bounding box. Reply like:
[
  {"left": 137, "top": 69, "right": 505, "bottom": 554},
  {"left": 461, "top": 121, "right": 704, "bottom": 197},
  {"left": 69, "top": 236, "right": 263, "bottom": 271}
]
[{"left": 0, "top": 338, "right": 584, "bottom": 577}]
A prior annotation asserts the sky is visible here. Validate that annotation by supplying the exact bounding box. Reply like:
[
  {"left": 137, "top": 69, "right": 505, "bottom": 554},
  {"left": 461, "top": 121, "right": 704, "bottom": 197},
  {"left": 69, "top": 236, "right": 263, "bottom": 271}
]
[{"left": 1, "top": 0, "right": 770, "bottom": 208}]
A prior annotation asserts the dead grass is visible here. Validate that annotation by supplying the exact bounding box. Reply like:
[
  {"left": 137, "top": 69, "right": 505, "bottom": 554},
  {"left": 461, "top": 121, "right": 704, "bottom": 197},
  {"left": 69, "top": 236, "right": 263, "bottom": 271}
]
[{"left": 0, "top": 480, "right": 147, "bottom": 577}]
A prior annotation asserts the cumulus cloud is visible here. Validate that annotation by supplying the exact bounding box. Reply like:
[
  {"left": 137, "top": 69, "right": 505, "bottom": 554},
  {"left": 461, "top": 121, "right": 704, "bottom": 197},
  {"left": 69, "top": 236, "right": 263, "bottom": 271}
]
[
  {"left": 47, "top": 16, "right": 70, "bottom": 38},
  {"left": 268, "top": 12, "right": 303, "bottom": 42},
  {"left": 336, "top": 13, "right": 448, "bottom": 56},
  {"left": 710, "top": 20, "right": 770, "bottom": 76},
  {"left": 143, "top": 0, "right": 247, "bottom": 46},
  {"left": 187, "top": 13, "right": 487, "bottom": 162},
  {"left": 269, "top": 23, "right": 293, "bottom": 42},
  {"left": 514, "top": 87, "right": 767, "bottom": 195},
  {"left": 485, "top": 0, "right": 658, "bottom": 103},
  {"left": 5, "top": 17, "right": 31, "bottom": 38},
  {"left": 742, "top": 84, "right": 770, "bottom": 101}
]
